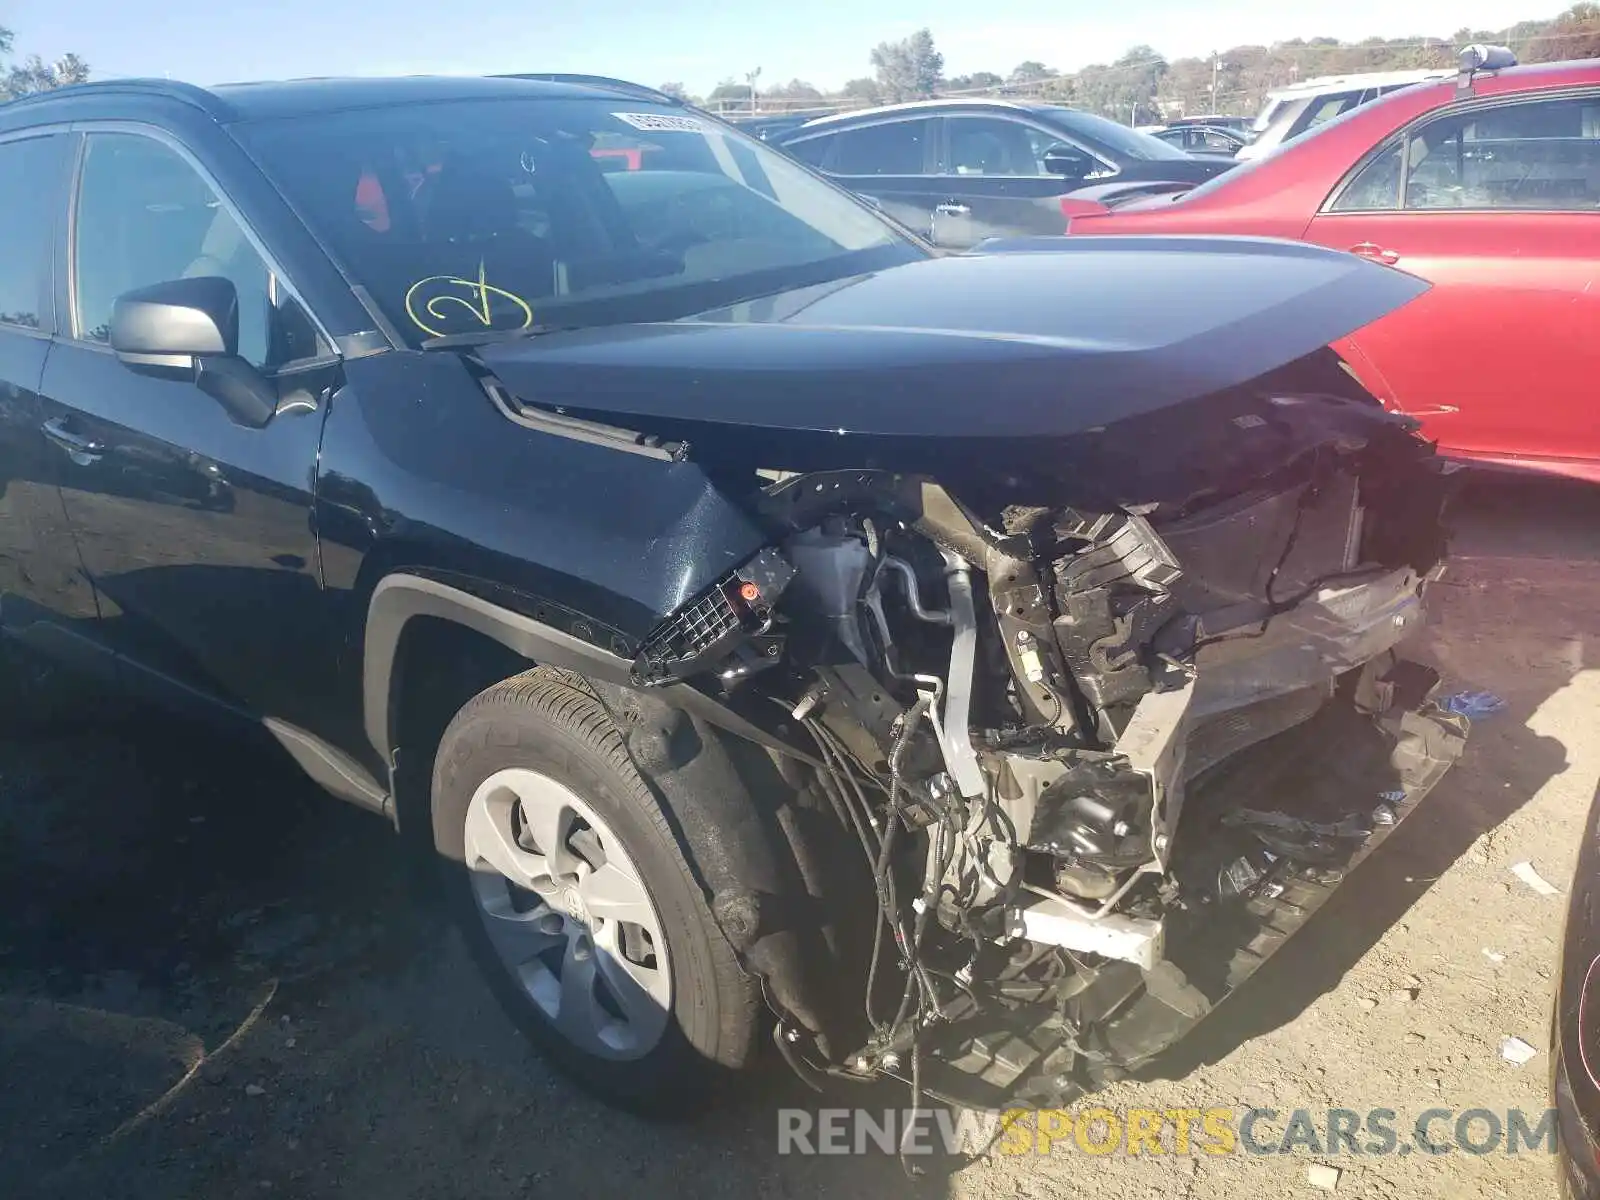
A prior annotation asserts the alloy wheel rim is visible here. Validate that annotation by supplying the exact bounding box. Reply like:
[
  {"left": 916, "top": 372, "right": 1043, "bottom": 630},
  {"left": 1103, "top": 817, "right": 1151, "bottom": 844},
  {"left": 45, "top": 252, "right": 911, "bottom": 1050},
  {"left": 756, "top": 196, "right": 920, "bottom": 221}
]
[{"left": 463, "top": 767, "right": 672, "bottom": 1060}]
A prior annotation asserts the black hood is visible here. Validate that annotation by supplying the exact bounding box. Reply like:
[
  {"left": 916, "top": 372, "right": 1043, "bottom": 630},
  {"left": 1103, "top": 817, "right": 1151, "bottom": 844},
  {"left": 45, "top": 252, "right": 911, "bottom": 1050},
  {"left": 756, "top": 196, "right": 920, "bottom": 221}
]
[{"left": 477, "top": 236, "right": 1427, "bottom": 442}]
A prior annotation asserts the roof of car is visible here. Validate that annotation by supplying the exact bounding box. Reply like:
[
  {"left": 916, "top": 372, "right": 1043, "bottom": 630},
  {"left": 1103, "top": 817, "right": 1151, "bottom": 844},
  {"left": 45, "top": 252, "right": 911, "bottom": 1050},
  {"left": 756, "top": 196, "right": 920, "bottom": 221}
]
[
  {"left": 786, "top": 96, "right": 1056, "bottom": 133},
  {"left": 1264, "top": 68, "right": 1456, "bottom": 101},
  {"left": 0, "top": 73, "right": 678, "bottom": 125},
  {"left": 1313, "top": 57, "right": 1600, "bottom": 115},
  {"left": 1466, "top": 57, "right": 1600, "bottom": 93}
]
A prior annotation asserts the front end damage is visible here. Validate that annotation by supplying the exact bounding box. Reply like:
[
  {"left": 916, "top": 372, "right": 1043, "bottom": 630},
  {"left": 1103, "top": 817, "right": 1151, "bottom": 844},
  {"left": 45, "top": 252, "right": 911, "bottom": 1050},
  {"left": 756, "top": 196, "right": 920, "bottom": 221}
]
[
  {"left": 475, "top": 241, "right": 1467, "bottom": 1109},
  {"left": 609, "top": 355, "right": 1467, "bottom": 1107}
]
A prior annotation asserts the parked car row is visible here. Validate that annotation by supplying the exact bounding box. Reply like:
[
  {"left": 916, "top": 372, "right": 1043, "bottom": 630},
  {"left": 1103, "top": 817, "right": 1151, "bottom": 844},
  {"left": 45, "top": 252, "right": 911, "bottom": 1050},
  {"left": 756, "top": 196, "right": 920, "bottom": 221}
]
[
  {"left": 1151, "top": 122, "right": 1249, "bottom": 158},
  {"left": 1143, "top": 68, "right": 1457, "bottom": 163},
  {"left": 1236, "top": 67, "right": 1457, "bottom": 161},
  {"left": 758, "top": 69, "right": 1475, "bottom": 244},
  {"left": 777, "top": 47, "right": 1598, "bottom": 483},
  {"left": 1062, "top": 46, "right": 1599, "bottom": 483},
  {"left": 770, "top": 98, "right": 1227, "bottom": 248}
]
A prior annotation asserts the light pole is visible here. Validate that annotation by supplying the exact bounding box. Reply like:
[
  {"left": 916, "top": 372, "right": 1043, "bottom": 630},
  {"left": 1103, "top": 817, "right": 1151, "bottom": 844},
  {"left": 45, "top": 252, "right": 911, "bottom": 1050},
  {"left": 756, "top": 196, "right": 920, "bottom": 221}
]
[
  {"left": 1210, "top": 51, "right": 1228, "bottom": 112},
  {"left": 745, "top": 67, "right": 762, "bottom": 115}
]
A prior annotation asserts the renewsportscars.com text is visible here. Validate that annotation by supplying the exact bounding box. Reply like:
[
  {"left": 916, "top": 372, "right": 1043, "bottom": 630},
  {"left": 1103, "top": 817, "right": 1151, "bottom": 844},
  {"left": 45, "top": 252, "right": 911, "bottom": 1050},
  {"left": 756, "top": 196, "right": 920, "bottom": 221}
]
[{"left": 777, "top": 1106, "right": 1558, "bottom": 1157}]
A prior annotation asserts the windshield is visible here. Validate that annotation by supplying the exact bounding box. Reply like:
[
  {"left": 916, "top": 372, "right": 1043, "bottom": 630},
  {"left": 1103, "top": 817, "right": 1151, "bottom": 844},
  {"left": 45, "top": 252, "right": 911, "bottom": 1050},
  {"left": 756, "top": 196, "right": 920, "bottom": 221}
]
[
  {"left": 1252, "top": 96, "right": 1290, "bottom": 133},
  {"left": 1036, "top": 107, "right": 1191, "bottom": 161},
  {"left": 236, "top": 99, "right": 921, "bottom": 345}
]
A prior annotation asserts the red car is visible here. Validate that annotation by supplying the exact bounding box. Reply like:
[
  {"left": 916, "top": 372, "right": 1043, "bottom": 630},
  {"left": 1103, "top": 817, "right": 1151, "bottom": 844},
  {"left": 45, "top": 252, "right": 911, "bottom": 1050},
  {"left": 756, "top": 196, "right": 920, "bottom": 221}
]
[{"left": 1064, "top": 54, "right": 1600, "bottom": 482}]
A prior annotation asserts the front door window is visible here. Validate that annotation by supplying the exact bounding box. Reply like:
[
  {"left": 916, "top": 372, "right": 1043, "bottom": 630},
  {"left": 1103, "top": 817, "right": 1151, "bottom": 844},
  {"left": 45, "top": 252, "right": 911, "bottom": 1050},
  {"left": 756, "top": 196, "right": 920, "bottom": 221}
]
[{"left": 73, "top": 133, "right": 323, "bottom": 367}]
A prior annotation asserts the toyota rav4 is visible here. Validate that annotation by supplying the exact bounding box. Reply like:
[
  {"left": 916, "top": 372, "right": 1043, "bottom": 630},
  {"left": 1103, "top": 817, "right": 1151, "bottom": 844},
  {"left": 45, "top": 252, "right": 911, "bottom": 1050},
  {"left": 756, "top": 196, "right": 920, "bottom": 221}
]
[{"left": 0, "top": 72, "right": 1466, "bottom": 1114}]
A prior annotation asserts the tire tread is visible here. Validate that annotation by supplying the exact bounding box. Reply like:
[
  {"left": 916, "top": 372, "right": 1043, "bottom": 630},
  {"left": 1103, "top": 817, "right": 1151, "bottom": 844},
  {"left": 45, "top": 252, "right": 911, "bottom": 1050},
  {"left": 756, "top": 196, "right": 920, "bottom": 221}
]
[{"left": 431, "top": 668, "right": 760, "bottom": 1112}]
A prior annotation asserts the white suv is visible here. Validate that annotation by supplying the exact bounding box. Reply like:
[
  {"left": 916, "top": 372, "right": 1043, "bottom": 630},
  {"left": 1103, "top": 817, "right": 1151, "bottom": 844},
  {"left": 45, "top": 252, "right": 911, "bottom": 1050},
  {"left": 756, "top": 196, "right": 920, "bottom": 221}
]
[{"left": 1237, "top": 68, "right": 1454, "bottom": 161}]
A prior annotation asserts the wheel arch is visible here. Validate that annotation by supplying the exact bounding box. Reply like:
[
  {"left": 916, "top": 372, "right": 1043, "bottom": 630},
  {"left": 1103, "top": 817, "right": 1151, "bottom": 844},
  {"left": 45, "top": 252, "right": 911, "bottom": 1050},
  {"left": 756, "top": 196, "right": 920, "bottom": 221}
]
[
  {"left": 364, "top": 572, "right": 636, "bottom": 768},
  {"left": 367, "top": 572, "right": 819, "bottom": 833},
  {"left": 366, "top": 572, "right": 874, "bottom": 1056}
]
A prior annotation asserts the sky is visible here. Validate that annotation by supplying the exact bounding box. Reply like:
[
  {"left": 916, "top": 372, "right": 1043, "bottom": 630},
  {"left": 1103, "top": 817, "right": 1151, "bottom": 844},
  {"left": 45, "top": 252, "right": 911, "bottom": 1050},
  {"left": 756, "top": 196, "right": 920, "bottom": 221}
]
[{"left": 1, "top": 0, "right": 1558, "bottom": 97}]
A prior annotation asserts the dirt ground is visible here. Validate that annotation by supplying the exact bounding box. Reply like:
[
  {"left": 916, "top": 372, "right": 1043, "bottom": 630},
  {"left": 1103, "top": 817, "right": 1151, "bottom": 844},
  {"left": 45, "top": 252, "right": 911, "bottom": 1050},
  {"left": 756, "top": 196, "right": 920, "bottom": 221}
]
[{"left": 2, "top": 473, "right": 1598, "bottom": 1200}]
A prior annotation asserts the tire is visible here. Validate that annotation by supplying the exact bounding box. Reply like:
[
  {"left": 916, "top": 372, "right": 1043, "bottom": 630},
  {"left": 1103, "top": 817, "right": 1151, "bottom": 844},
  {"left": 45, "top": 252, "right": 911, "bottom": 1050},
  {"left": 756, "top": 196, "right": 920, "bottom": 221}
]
[{"left": 430, "top": 670, "right": 761, "bottom": 1114}]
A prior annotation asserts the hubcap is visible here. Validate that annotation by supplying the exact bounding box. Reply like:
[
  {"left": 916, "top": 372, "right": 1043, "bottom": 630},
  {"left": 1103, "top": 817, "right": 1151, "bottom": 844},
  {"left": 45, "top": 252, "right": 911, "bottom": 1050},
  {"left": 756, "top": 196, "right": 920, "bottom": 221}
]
[{"left": 463, "top": 768, "right": 671, "bottom": 1060}]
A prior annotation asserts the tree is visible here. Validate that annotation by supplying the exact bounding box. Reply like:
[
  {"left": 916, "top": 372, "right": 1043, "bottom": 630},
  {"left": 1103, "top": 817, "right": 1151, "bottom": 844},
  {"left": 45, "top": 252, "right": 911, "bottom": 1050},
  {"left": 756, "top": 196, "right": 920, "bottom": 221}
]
[
  {"left": 870, "top": 28, "right": 944, "bottom": 102},
  {"left": 1008, "top": 61, "right": 1057, "bottom": 84},
  {"left": 706, "top": 77, "right": 754, "bottom": 112},
  {"left": 763, "top": 78, "right": 823, "bottom": 101},
  {"left": 946, "top": 70, "right": 1003, "bottom": 92},
  {"left": 700, "top": 9, "right": 1600, "bottom": 129},
  {"left": 1529, "top": 2, "right": 1600, "bottom": 62},
  {"left": 840, "top": 76, "right": 883, "bottom": 105},
  {"left": 658, "top": 81, "right": 689, "bottom": 100},
  {"left": 0, "top": 27, "right": 90, "bottom": 100},
  {"left": 1072, "top": 45, "right": 1167, "bottom": 123}
]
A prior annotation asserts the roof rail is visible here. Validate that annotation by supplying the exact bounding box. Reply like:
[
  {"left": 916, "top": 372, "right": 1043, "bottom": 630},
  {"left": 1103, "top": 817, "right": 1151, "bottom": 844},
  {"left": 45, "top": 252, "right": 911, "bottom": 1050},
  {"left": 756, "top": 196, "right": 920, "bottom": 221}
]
[
  {"left": 491, "top": 74, "right": 682, "bottom": 106},
  {"left": 1457, "top": 44, "right": 1518, "bottom": 92},
  {"left": 0, "top": 77, "right": 233, "bottom": 119}
]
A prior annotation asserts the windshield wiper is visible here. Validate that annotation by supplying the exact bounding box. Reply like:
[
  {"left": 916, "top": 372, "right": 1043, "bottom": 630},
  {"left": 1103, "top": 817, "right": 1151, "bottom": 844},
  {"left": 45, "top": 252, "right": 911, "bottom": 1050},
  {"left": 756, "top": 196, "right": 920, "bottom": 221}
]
[{"left": 420, "top": 325, "right": 580, "bottom": 350}]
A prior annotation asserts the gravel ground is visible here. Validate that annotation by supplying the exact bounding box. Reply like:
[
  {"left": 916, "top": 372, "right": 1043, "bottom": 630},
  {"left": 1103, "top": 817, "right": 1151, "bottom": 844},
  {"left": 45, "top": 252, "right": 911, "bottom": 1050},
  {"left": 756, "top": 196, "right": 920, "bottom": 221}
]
[{"left": 2, "top": 474, "right": 1598, "bottom": 1200}]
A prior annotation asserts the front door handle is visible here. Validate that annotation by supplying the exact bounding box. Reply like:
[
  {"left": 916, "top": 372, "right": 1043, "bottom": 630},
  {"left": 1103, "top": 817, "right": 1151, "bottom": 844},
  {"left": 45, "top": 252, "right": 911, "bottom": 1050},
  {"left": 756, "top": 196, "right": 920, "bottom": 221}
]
[
  {"left": 41, "top": 417, "right": 105, "bottom": 465},
  {"left": 1349, "top": 242, "right": 1401, "bottom": 265},
  {"left": 934, "top": 203, "right": 971, "bottom": 217}
]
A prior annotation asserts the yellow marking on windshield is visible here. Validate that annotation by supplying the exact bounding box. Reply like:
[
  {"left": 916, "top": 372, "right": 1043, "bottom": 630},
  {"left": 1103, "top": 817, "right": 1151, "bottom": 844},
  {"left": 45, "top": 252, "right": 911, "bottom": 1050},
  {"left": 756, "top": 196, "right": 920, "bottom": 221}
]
[{"left": 404, "top": 261, "right": 534, "bottom": 338}]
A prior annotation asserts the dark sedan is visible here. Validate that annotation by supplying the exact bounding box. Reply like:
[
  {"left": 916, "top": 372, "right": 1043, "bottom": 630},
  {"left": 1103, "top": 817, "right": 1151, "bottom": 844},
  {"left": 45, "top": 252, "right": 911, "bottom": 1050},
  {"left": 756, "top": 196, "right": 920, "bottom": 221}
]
[
  {"left": 724, "top": 108, "right": 838, "bottom": 141},
  {"left": 774, "top": 98, "right": 1228, "bottom": 248},
  {"left": 1153, "top": 123, "right": 1249, "bottom": 158}
]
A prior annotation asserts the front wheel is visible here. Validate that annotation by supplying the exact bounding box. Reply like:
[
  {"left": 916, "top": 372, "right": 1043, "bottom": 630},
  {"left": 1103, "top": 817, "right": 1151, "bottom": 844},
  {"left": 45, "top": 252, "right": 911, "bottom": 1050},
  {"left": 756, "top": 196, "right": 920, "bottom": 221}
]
[{"left": 430, "top": 672, "right": 761, "bottom": 1114}]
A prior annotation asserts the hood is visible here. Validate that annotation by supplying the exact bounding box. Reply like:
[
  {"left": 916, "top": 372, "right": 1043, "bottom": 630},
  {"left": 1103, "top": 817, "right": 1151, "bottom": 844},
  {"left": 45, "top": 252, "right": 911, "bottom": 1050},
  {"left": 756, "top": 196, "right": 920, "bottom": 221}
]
[{"left": 477, "top": 237, "right": 1427, "bottom": 441}]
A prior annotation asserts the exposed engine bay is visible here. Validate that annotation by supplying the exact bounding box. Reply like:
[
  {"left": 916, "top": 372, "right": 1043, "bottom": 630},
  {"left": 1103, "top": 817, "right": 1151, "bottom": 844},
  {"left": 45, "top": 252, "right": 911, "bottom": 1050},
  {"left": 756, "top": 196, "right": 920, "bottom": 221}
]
[{"left": 520, "top": 346, "right": 1469, "bottom": 1110}]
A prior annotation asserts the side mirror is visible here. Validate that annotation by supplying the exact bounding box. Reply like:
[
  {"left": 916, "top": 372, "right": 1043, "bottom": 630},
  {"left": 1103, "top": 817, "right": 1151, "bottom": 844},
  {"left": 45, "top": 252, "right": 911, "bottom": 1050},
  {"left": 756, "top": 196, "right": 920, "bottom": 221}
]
[
  {"left": 110, "top": 277, "right": 276, "bottom": 429},
  {"left": 1042, "top": 143, "right": 1092, "bottom": 178}
]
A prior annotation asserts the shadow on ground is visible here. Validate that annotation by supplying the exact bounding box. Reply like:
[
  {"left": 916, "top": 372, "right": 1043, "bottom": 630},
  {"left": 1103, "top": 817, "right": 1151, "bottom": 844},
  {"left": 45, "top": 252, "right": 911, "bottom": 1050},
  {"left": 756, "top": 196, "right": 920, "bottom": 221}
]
[
  {"left": 0, "top": 681, "right": 955, "bottom": 1200},
  {"left": 1143, "top": 471, "right": 1600, "bottom": 1081}
]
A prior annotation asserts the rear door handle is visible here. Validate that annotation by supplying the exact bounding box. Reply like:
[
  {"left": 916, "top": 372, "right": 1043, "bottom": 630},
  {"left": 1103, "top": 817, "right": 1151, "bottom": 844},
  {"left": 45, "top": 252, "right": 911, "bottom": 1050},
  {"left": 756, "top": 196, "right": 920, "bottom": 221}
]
[
  {"left": 41, "top": 417, "right": 105, "bottom": 465},
  {"left": 1349, "top": 242, "right": 1401, "bottom": 265},
  {"left": 934, "top": 203, "right": 971, "bottom": 217}
]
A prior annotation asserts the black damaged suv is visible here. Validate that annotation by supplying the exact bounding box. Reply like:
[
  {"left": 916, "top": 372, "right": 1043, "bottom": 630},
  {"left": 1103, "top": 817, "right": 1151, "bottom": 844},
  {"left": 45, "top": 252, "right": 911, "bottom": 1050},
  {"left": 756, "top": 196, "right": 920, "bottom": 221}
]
[{"left": 0, "top": 73, "right": 1466, "bottom": 1112}]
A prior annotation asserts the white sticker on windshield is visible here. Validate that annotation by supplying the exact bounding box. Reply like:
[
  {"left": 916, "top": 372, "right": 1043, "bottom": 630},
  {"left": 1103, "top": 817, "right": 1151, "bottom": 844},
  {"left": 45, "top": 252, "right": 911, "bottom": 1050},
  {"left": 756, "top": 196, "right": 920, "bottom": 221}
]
[{"left": 611, "top": 111, "right": 706, "bottom": 132}]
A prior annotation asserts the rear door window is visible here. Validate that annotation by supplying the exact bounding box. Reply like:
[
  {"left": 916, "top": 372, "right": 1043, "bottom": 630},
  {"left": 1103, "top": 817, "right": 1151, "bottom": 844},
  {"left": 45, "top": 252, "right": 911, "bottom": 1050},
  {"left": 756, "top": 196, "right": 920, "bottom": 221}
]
[
  {"left": 827, "top": 119, "right": 933, "bottom": 175},
  {"left": 0, "top": 134, "right": 70, "bottom": 332},
  {"left": 1197, "top": 128, "right": 1240, "bottom": 152},
  {"left": 1404, "top": 95, "right": 1600, "bottom": 210},
  {"left": 1329, "top": 141, "right": 1406, "bottom": 211}
]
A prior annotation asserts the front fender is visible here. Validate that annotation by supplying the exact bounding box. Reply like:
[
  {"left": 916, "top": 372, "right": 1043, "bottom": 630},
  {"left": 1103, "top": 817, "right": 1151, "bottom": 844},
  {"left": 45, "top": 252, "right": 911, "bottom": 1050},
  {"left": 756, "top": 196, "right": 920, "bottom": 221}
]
[
  {"left": 362, "top": 573, "right": 635, "bottom": 764},
  {"left": 317, "top": 351, "right": 775, "bottom": 771},
  {"left": 361, "top": 571, "right": 818, "bottom": 770}
]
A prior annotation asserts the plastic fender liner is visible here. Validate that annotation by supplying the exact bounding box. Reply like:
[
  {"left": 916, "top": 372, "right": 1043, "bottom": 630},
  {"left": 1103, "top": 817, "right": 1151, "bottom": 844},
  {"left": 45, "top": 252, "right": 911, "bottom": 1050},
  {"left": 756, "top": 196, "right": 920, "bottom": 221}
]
[{"left": 584, "top": 679, "right": 875, "bottom": 1058}]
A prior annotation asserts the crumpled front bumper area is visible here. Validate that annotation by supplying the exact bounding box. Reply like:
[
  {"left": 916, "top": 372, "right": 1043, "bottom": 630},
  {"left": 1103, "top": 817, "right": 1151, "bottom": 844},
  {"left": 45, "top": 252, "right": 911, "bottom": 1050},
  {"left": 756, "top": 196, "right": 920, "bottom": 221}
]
[{"left": 917, "top": 665, "right": 1468, "bottom": 1109}]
